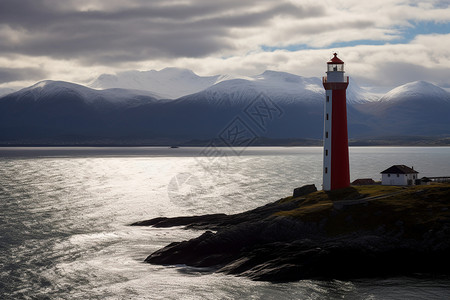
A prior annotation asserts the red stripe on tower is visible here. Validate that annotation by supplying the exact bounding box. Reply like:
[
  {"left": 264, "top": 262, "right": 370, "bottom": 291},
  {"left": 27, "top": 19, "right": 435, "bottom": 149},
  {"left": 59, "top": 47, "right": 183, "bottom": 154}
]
[{"left": 322, "top": 53, "right": 350, "bottom": 191}]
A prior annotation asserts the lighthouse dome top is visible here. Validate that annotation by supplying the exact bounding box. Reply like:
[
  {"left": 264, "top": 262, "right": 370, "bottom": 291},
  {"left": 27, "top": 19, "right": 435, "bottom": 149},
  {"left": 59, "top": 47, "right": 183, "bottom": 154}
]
[{"left": 327, "top": 53, "right": 344, "bottom": 64}]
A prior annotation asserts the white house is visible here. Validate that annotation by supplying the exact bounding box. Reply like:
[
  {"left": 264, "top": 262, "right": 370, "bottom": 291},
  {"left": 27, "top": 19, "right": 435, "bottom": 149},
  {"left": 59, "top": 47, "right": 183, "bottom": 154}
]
[{"left": 381, "top": 165, "right": 419, "bottom": 186}]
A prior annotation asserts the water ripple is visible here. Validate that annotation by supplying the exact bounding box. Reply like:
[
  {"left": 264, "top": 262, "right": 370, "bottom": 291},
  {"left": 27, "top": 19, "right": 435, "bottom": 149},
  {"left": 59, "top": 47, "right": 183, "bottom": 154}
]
[{"left": 1, "top": 147, "right": 449, "bottom": 299}]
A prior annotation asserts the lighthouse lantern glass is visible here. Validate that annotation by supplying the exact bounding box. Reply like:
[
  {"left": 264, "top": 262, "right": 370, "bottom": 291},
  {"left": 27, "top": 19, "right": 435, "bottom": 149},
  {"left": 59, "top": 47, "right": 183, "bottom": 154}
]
[{"left": 328, "top": 64, "right": 344, "bottom": 72}]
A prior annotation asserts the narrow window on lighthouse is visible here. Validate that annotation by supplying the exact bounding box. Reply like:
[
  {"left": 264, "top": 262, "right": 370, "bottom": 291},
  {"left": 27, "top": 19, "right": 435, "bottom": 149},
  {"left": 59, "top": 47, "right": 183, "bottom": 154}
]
[
  {"left": 325, "top": 167, "right": 328, "bottom": 174},
  {"left": 326, "top": 96, "right": 329, "bottom": 102},
  {"left": 326, "top": 113, "right": 329, "bottom": 120},
  {"left": 325, "top": 149, "right": 328, "bottom": 156},
  {"left": 325, "top": 131, "right": 328, "bottom": 138}
]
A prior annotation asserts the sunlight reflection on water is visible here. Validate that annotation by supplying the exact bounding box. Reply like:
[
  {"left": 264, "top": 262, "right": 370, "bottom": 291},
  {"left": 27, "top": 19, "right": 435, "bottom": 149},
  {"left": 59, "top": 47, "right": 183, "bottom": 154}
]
[{"left": 0, "top": 147, "right": 449, "bottom": 299}]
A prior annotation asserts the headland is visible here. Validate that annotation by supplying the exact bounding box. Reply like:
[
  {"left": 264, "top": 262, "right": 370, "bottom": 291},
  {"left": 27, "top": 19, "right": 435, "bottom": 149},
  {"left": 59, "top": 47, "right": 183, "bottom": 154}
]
[{"left": 133, "top": 183, "right": 450, "bottom": 282}]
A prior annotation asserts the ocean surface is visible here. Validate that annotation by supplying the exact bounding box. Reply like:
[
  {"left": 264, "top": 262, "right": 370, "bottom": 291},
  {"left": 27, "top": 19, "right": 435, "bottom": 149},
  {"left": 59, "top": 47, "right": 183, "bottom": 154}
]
[{"left": 1, "top": 146, "right": 450, "bottom": 299}]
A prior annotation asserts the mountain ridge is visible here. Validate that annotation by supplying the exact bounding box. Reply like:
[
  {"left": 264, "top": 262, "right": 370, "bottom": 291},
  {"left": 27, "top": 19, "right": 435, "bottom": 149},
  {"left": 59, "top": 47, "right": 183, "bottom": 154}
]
[
  {"left": 379, "top": 80, "right": 450, "bottom": 104},
  {"left": 88, "top": 67, "right": 222, "bottom": 99},
  {"left": 87, "top": 68, "right": 379, "bottom": 104},
  {"left": 1, "top": 70, "right": 449, "bottom": 145}
]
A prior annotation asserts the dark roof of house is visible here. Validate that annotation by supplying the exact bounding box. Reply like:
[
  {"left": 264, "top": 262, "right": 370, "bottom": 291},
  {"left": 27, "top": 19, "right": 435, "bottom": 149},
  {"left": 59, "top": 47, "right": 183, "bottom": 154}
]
[
  {"left": 352, "top": 178, "right": 376, "bottom": 185},
  {"left": 381, "top": 165, "right": 418, "bottom": 174}
]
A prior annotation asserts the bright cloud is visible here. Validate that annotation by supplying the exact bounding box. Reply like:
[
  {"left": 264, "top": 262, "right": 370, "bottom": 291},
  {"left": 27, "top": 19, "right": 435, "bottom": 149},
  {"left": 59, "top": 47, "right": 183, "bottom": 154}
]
[{"left": 0, "top": 0, "right": 449, "bottom": 90}]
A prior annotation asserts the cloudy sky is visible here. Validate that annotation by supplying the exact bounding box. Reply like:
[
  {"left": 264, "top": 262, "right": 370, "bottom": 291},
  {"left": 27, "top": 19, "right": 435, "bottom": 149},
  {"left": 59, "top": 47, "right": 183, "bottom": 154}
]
[{"left": 1, "top": 0, "right": 449, "bottom": 91}]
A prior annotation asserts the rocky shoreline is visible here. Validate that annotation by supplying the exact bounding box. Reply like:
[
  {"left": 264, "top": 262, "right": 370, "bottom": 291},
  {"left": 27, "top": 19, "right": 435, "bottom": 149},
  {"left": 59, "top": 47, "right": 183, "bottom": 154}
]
[{"left": 132, "top": 184, "right": 450, "bottom": 282}]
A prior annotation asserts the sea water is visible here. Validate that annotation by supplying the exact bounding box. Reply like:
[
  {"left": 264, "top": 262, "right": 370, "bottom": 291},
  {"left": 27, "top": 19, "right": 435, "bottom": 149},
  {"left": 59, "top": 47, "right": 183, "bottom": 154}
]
[{"left": 1, "top": 146, "right": 449, "bottom": 299}]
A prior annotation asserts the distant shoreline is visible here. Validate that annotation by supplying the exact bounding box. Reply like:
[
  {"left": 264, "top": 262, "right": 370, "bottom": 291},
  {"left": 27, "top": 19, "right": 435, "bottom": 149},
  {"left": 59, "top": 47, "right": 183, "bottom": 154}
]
[
  {"left": 0, "top": 136, "right": 449, "bottom": 147},
  {"left": 1, "top": 144, "right": 449, "bottom": 147}
]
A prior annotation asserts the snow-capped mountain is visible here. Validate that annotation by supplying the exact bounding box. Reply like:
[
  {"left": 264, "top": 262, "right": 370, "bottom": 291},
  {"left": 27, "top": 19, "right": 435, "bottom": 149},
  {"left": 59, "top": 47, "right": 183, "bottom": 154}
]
[
  {"left": 89, "top": 68, "right": 377, "bottom": 104},
  {"left": 346, "top": 79, "right": 380, "bottom": 104},
  {"left": 354, "top": 81, "right": 450, "bottom": 137},
  {"left": 379, "top": 81, "right": 450, "bottom": 104},
  {"left": 177, "top": 70, "right": 379, "bottom": 108},
  {"left": 0, "top": 87, "right": 17, "bottom": 97},
  {"left": 249, "top": 70, "right": 377, "bottom": 104},
  {"left": 179, "top": 71, "right": 321, "bottom": 108},
  {"left": 7, "top": 80, "right": 160, "bottom": 107},
  {"left": 89, "top": 67, "right": 224, "bottom": 99},
  {"left": 1, "top": 71, "right": 449, "bottom": 145}
]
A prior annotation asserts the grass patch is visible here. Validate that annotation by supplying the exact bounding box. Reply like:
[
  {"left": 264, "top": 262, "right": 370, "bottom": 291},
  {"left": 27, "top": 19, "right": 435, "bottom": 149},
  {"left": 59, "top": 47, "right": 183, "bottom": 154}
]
[
  {"left": 353, "top": 185, "right": 403, "bottom": 197},
  {"left": 274, "top": 183, "right": 450, "bottom": 237}
]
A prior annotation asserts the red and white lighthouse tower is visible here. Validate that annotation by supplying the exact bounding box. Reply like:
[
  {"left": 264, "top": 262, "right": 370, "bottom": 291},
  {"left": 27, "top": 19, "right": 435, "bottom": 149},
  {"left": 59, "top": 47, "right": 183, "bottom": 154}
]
[{"left": 322, "top": 53, "right": 350, "bottom": 191}]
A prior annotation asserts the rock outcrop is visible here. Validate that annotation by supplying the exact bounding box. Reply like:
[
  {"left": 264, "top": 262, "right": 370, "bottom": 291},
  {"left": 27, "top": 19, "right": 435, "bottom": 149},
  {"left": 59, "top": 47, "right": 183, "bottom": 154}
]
[{"left": 133, "top": 184, "right": 450, "bottom": 282}]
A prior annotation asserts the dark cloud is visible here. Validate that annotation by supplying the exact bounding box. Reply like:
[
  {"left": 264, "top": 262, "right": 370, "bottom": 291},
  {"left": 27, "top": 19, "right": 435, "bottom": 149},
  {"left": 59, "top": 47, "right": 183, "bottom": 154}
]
[
  {"left": 0, "top": 67, "right": 47, "bottom": 83},
  {"left": 0, "top": 0, "right": 325, "bottom": 64},
  {"left": 0, "top": 0, "right": 54, "bottom": 28},
  {"left": 285, "top": 19, "right": 374, "bottom": 37},
  {"left": 0, "top": 0, "right": 323, "bottom": 27}
]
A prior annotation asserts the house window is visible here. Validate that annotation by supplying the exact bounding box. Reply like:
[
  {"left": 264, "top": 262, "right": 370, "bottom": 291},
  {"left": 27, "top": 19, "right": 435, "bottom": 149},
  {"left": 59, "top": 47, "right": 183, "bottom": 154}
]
[
  {"left": 388, "top": 174, "right": 390, "bottom": 177},
  {"left": 413, "top": 175, "right": 416, "bottom": 179},
  {"left": 325, "top": 167, "right": 328, "bottom": 174},
  {"left": 326, "top": 113, "right": 329, "bottom": 120},
  {"left": 325, "top": 131, "right": 328, "bottom": 138},
  {"left": 326, "top": 96, "right": 329, "bottom": 102},
  {"left": 397, "top": 174, "right": 399, "bottom": 177}
]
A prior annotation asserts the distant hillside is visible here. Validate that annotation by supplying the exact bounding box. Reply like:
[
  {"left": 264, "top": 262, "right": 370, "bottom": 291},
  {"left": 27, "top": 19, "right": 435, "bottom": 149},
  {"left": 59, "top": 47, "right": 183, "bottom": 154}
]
[
  {"left": 353, "top": 81, "right": 450, "bottom": 137},
  {"left": 0, "top": 71, "right": 449, "bottom": 146}
]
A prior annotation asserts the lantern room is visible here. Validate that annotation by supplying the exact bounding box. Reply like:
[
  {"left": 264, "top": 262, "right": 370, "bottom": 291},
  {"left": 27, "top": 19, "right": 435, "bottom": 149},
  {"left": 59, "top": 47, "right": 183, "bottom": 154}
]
[
  {"left": 325, "top": 53, "right": 346, "bottom": 82},
  {"left": 327, "top": 53, "right": 344, "bottom": 72}
]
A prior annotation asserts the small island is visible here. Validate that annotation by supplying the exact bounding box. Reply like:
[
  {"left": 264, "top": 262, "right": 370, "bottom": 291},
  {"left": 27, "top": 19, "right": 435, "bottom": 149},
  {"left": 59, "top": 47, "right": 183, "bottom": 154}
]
[{"left": 133, "top": 183, "right": 450, "bottom": 282}]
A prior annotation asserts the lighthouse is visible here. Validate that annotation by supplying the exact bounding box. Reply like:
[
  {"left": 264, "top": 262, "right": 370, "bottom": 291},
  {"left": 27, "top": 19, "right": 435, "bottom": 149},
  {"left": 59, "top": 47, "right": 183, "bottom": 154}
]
[{"left": 322, "top": 53, "right": 350, "bottom": 191}]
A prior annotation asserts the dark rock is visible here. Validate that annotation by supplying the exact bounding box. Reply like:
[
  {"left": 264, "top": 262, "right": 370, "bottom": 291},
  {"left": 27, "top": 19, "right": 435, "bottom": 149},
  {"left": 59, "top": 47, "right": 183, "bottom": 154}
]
[
  {"left": 132, "top": 193, "right": 307, "bottom": 230},
  {"left": 293, "top": 184, "right": 317, "bottom": 198},
  {"left": 130, "top": 214, "right": 227, "bottom": 227},
  {"left": 137, "top": 184, "right": 450, "bottom": 282},
  {"left": 145, "top": 216, "right": 323, "bottom": 268},
  {"left": 142, "top": 215, "right": 450, "bottom": 281},
  {"left": 222, "top": 235, "right": 450, "bottom": 281}
]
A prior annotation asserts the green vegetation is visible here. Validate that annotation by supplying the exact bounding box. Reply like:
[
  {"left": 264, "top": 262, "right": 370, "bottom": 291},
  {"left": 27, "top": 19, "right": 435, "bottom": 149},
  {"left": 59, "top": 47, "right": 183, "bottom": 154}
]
[{"left": 275, "top": 183, "right": 450, "bottom": 237}]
